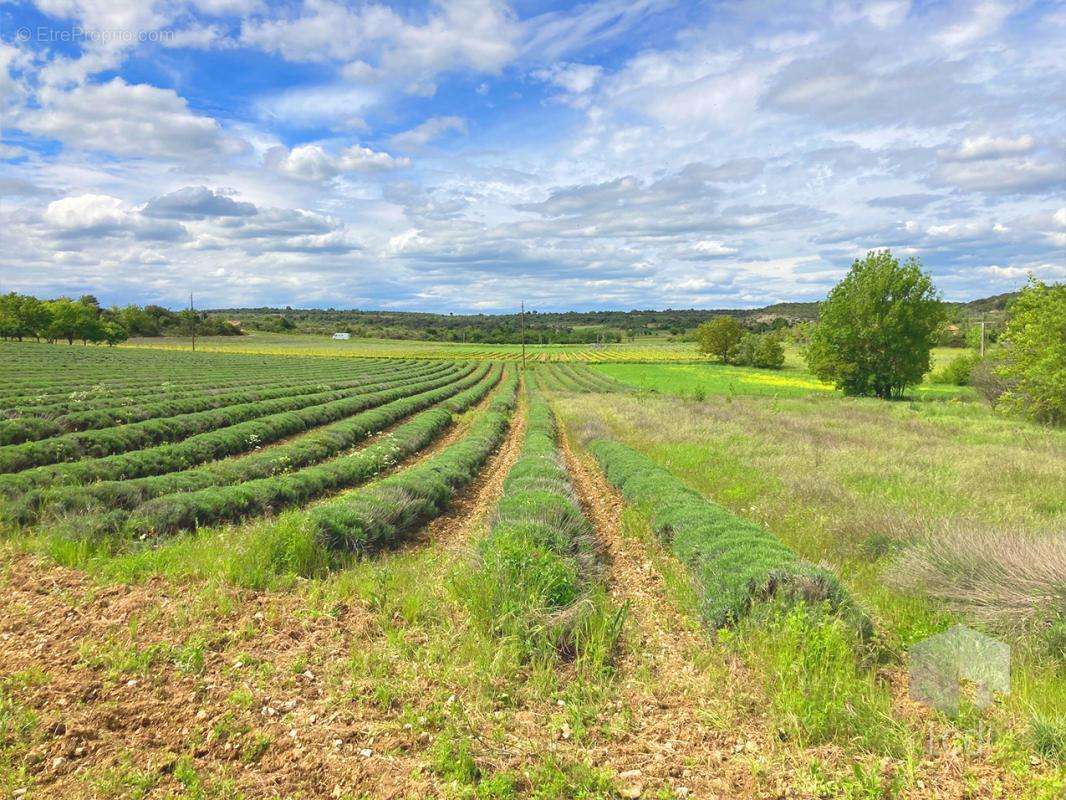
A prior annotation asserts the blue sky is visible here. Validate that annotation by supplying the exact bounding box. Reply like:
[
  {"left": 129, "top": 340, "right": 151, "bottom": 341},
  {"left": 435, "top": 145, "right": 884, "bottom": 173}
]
[{"left": 1, "top": 1, "right": 1063, "bottom": 312}]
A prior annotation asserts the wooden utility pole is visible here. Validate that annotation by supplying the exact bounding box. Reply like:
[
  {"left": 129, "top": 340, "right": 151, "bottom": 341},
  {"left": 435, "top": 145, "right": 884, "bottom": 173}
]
[
  {"left": 189, "top": 292, "right": 197, "bottom": 352},
  {"left": 520, "top": 301, "right": 526, "bottom": 371}
]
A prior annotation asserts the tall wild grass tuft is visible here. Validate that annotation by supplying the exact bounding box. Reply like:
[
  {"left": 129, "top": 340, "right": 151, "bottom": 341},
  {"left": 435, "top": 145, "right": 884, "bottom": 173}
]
[{"left": 889, "top": 525, "right": 1066, "bottom": 634}]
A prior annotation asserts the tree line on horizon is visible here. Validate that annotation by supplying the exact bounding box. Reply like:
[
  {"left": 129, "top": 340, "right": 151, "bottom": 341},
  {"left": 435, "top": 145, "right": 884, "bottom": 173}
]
[
  {"left": 0, "top": 294, "right": 243, "bottom": 345},
  {"left": 2, "top": 285, "right": 1015, "bottom": 349}
]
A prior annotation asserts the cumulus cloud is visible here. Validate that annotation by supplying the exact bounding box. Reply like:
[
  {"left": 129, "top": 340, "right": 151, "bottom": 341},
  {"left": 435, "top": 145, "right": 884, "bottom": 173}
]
[
  {"left": 43, "top": 194, "right": 188, "bottom": 241},
  {"left": 264, "top": 143, "right": 410, "bottom": 181},
  {"left": 143, "top": 186, "right": 257, "bottom": 220},
  {"left": 14, "top": 79, "right": 246, "bottom": 160}
]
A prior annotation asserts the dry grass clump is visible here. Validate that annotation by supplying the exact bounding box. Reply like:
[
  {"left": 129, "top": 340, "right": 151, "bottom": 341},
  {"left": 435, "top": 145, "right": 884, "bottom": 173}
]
[{"left": 889, "top": 524, "right": 1066, "bottom": 633}]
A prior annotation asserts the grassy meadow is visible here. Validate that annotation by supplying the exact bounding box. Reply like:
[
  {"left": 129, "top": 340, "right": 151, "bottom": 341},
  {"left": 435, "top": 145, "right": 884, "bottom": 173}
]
[{"left": 596, "top": 347, "right": 974, "bottom": 400}]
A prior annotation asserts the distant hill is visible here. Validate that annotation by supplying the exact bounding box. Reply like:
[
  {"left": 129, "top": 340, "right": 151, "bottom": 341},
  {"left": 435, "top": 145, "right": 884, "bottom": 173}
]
[{"left": 960, "top": 292, "right": 1019, "bottom": 313}]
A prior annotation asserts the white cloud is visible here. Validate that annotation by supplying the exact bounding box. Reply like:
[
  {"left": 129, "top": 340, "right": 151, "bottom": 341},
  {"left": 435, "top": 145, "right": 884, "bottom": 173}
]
[
  {"left": 0, "top": 43, "right": 31, "bottom": 105},
  {"left": 265, "top": 143, "right": 410, "bottom": 181},
  {"left": 265, "top": 145, "right": 349, "bottom": 182},
  {"left": 256, "top": 83, "right": 379, "bottom": 129},
  {"left": 43, "top": 193, "right": 188, "bottom": 241},
  {"left": 15, "top": 78, "right": 246, "bottom": 160},
  {"left": 241, "top": 0, "right": 518, "bottom": 83},
  {"left": 338, "top": 145, "right": 411, "bottom": 171},
  {"left": 532, "top": 62, "right": 603, "bottom": 94},
  {"left": 33, "top": 0, "right": 169, "bottom": 35},
  {"left": 389, "top": 116, "right": 467, "bottom": 149},
  {"left": 943, "top": 134, "right": 1036, "bottom": 161},
  {"left": 680, "top": 240, "right": 740, "bottom": 259},
  {"left": 936, "top": 158, "right": 1064, "bottom": 193}
]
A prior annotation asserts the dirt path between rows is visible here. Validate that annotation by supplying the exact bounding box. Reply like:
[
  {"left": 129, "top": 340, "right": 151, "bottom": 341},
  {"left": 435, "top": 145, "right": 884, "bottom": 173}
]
[
  {"left": 300, "top": 366, "right": 503, "bottom": 511},
  {"left": 557, "top": 422, "right": 768, "bottom": 798},
  {"left": 410, "top": 373, "right": 528, "bottom": 551}
]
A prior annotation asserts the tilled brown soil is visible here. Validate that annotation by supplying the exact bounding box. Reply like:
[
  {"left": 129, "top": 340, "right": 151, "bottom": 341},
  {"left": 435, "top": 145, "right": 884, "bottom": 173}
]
[{"left": 0, "top": 555, "right": 441, "bottom": 798}]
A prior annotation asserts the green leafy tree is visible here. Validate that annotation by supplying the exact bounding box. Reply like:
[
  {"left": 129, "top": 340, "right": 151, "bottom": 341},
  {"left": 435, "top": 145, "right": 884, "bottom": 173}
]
[
  {"left": 806, "top": 250, "right": 944, "bottom": 399},
  {"left": 45, "top": 298, "right": 86, "bottom": 344},
  {"left": 0, "top": 293, "right": 53, "bottom": 341},
  {"left": 996, "top": 278, "right": 1065, "bottom": 424},
  {"left": 733, "top": 332, "right": 760, "bottom": 366},
  {"left": 102, "top": 321, "right": 129, "bottom": 347},
  {"left": 18, "top": 295, "right": 52, "bottom": 341},
  {"left": 44, "top": 297, "right": 101, "bottom": 345},
  {"left": 753, "top": 334, "right": 785, "bottom": 369},
  {"left": 696, "top": 316, "right": 744, "bottom": 362},
  {"left": 0, "top": 294, "right": 17, "bottom": 340},
  {"left": 116, "top": 304, "right": 162, "bottom": 336}
]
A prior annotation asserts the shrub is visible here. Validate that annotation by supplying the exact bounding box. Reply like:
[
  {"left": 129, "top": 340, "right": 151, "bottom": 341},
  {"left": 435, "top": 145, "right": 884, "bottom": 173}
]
[
  {"left": 8, "top": 365, "right": 496, "bottom": 529},
  {"left": 930, "top": 352, "right": 977, "bottom": 386},
  {"left": 0, "top": 358, "right": 434, "bottom": 444},
  {"left": 307, "top": 368, "right": 519, "bottom": 553},
  {"left": 733, "top": 333, "right": 760, "bottom": 367},
  {"left": 122, "top": 366, "right": 502, "bottom": 535},
  {"left": 888, "top": 525, "right": 1066, "bottom": 633},
  {"left": 0, "top": 364, "right": 475, "bottom": 496},
  {"left": 753, "top": 333, "right": 785, "bottom": 369},
  {"left": 995, "top": 278, "right": 1066, "bottom": 425},
  {"left": 588, "top": 438, "right": 865, "bottom": 630},
  {"left": 0, "top": 362, "right": 453, "bottom": 471}
]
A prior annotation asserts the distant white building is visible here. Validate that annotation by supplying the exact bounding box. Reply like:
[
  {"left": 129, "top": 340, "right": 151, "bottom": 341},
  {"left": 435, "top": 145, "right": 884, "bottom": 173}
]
[{"left": 332, "top": 332, "right": 351, "bottom": 340}]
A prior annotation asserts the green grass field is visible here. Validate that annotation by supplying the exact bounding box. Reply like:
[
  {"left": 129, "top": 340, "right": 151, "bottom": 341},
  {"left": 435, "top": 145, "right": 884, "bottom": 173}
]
[{"left": 594, "top": 346, "right": 974, "bottom": 399}]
